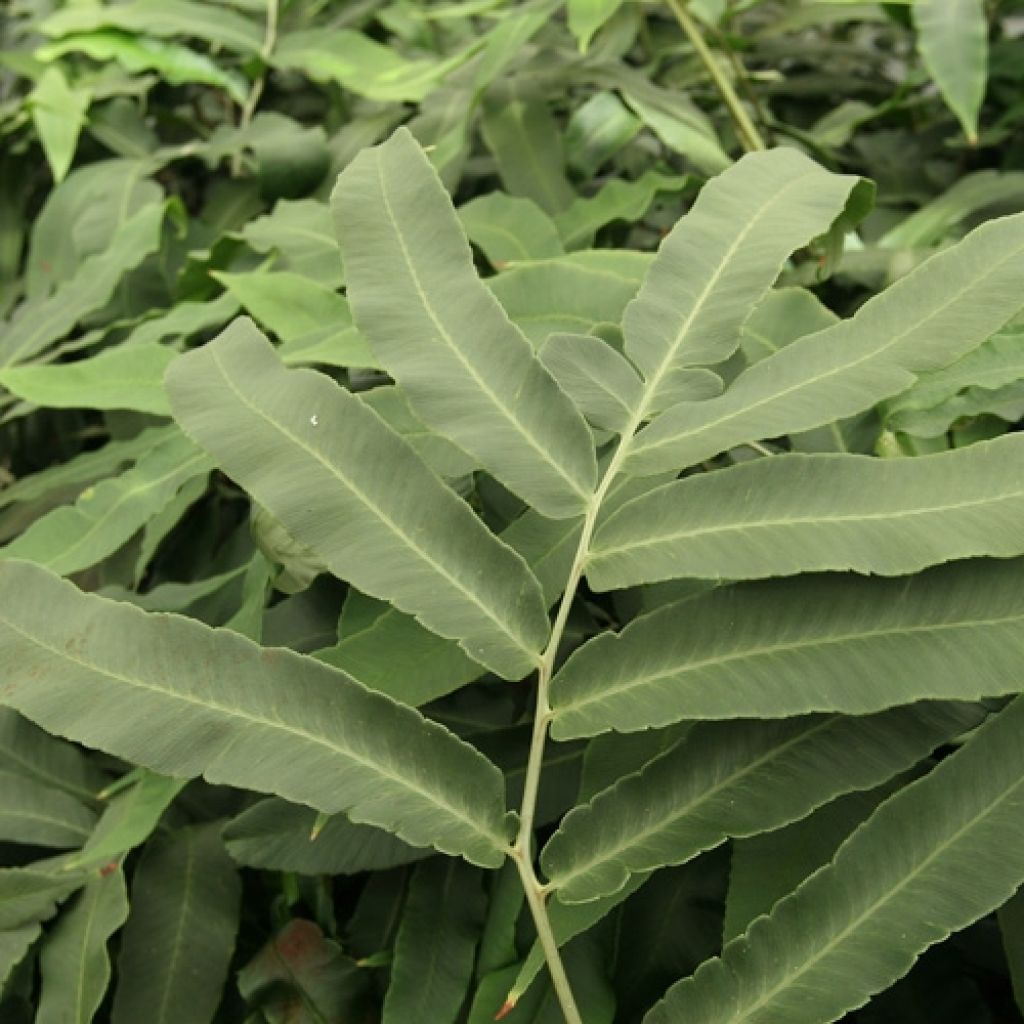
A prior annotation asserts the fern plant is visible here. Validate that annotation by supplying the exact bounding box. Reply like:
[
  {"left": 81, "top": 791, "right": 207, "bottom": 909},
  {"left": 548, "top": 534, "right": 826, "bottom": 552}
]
[{"left": 4, "top": 127, "right": 1024, "bottom": 1023}]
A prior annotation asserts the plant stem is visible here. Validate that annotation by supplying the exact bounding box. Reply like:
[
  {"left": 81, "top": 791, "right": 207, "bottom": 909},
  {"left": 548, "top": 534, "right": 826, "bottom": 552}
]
[
  {"left": 664, "top": 0, "right": 766, "bottom": 153},
  {"left": 233, "top": 0, "right": 279, "bottom": 175},
  {"left": 511, "top": 853, "right": 584, "bottom": 1024}
]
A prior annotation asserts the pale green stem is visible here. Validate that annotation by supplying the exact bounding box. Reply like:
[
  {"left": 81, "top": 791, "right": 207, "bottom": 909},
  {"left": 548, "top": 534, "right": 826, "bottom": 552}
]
[
  {"left": 665, "top": 0, "right": 766, "bottom": 153},
  {"left": 232, "top": 0, "right": 279, "bottom": 175}
]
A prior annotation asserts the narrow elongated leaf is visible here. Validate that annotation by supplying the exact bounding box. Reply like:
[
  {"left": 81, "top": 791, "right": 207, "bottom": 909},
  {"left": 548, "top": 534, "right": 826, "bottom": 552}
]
[
  {"left": 0, "top": 868, "right": 84, "bottom": 930},
  {"left": 0, "top": 708, "right": 107, "bottom": 801},
  {"left": 39, "top": 0, "right": 263, "bottom": 52},
  {"left": 29, "top": 67, "right": 90, "bottom": 184},
  {"left": 554, "top": 171, "right": 689, "bottom": 250},
  {"left": 480, "top": 101, "right": 575, "bottom": 214},
  {"left": 643, "top": 696, "right": 1024, "bottom": 1024},
  {"left": 550, "top": 558, "right": 1024, "bottom": 737},
  {"left": 458, "top": 193, "right": 565, "bottom": 265},
  {"left": 912, "top": 0, "right": 988, "bottom": 143},
  {"left": 880, "top": 170, "right": 1024, "bottom": 250},
  {"left": 223, "top": 798, "right": 424, "bottom": 875},
  {"left": 239, "top": 198, "right": 344, "bottom": 286},
  {"left": 590, "top": 435, "right": 1024, "bottom": 590},
  {"left": 1, "top": 202, "right": 166, "bottom": 367},
  {"left": 383, "top": 858, "right": 486, "bottom": 1024},
  {"left": 111, "top": 824, "right": 240, "bottom": 1024},
  {"left": 2, "top": 430, "right": 211, "bottom": 576},
  {"left": 332, "top": 128, "right": 596, "bottom": 518},
  {"left": 38, "top": 31, "right": 248, "bottom": 104},
  {"left": 36, "top": 870, "right": 129, "bottom": 1024},
  {"left": 540, "top": 333, "right": 643, "bottom": 434},
  {"left": 621, "top": 148, "right": 865, "bottom": 410},
  {"left": 0, "top": 771, "right": 97, "bottom": 848},
  {"left": 0, "top": 425, "right": 174, "bottom": 511},
  {"left": 65, "top": 771, "right": 186, "bottom": 872},
  {"left": 626, "top": 212, "right": 1024, "bottom": 476},
  {"left": 739, "top": 287, "right": 838, "bottom": 363},
  {"left": 165, "top": 319, "right": 548, "bottom": 679},
  {"left": 724, "top": 785, "right": 897, "bottom": 944},
  {"left": 315, "top": 602, "right": 483, "bottom": 707},
  {"left": 0, "top": 342, "right": 175, "bottom": 415},
  {"left": 568, "top": 0, "right": 625, "bottom": 50},
  {"left": 489, "top": 250, "right": 651, "bottom": 347},
  {"left": 0, "top": 560, "right": 510, "bottom": 866},
  {"left": 998, "top": 888, "right": 1024, "bottom": 1014},
  {"left": 0, "top": 920, "right": 40, "bottom": 988},
  {"left": 541, "top": 705, "right": 971, "bottom": 903}
]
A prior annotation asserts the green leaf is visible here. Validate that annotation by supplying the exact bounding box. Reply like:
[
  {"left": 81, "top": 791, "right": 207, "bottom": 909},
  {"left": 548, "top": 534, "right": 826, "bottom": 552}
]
[
  {"left": 0, "top": 708, "right": 107, "bottom": 802},
  {"left": 0, "top": 342, "right": 175, "bottom": 415},
  {"left": 550, "top": 557, "right": 1024, "bottom": 737},
  {"left": 359, "top": 386, "right": 477, "bottom": 479},
  {"left": 66, "top": 770, "right": 186, "bottom": 872},
  {"left": 165, "top": 319, "right": 548, "bottom": 680},
  {"left": 36, "top": 870, "right": 129, "bottom": 1024},
  {"left": 25, "top": 159, "right": 161, "bottom": 300},
  {"left": 37, "top": 30, "right": 248, "bottom": 104},
  {"left": 621, "top": 91, "right": 731, "bottom": 176},
  {"left": 111, "top": 824, "right": 240, "bottom": 1024},
  {"left": 0, "top": 867, "right": 84, "bottom": 930},
  {"left": 541, "top": 705, "right": 971, "bottom": 903},
  {"left": 316, "top": 599, "right": 483, "bottom": 707},
  {"left": 565, "top": 92, "right": 640, "bottom": 177},
  {"left": 0, "top": 424, "right": 174, "bottom": 510},
  {"left": 481, "top": 100, "right": 576, "bottom": 214},
  {"left": 622, "top": 148, "right": 867, "bottom": 410},
  {"left": 238, "top": 919, "right": 369, "bottom": 1022},
  {"left": 724, "top": 785, "right": 897, "bottom": 944},
  {"left": 223, "top": 797, "right": 424, "bottom": 875},
  {"left": 554, "top": 171, "right": 690, "bottom": 251},
  {"left": 238, "top": 198, "right": 344, "bottom": 286},
  {"left": 589, "top": 435, "right": 1024, "bottom": 590},
  {"left": 0, "top": 920, "right": 41, "bottom": 989},
  {"left": 643, "top": 695, "right": 1024, "bottom": 1024},
  {"left": 489, "top": 250, "right": 651, "bottom": 348},
  {"left": 333, "top": 128, "right": 597, "bottom": 519},
  {"left": 998, "top": 887, "right": 1024, "bottom": 1015},
  {"left": 1, "top": 202, "right": 166, "bottom": 368},
  {"left": 39, "top": 0, "right": 264, "bottom": 53},
  {"left": 540, "top": 333, "right": 643, "bottom": 434},
  {"left": 879, "top": 170, "right": 1024, "bottom": 249},
  {"left": 273, "top": 29, "right": 480, "bottom": 103},
  {"left": 912, "top": 0, "right": 988, "bottom": 143},
  {"left": 739, "top": 287, "right": 838, "bottom": 364},
  {"left": 0, "top": 559, "right": 511, "bottom": 867},
  {"left": 1, "top": 430, "right": 212, "bottom": 577},
  {"left": 213, "top": 270, "right": 378, "bottom": 368},
  {"left": 884, "top": 325, "right": 1024, "bottom": 428},
  {"left": 29, "top": 67, "right": 90, "bottom": 183},
  {"left": 568, "top": 0, "right": 626, "bottom": 50},
  {"left": 626, "top": 212, "right": 1024, "bottom": 476},
  {"left": 383, "top": 858, "right": 486, "bottom": 1024},
  {"left": 458, "top": 193, "right": 565, "bottom": 266},
  {"left": 0, "top": 771, "right": 97, "bottom": 849}
]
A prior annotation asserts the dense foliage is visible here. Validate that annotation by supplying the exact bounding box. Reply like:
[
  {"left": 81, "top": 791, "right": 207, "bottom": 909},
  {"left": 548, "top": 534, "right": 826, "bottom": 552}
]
[{"left": 3, "top": 1, "right": 1024, "bottom": 1022}]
